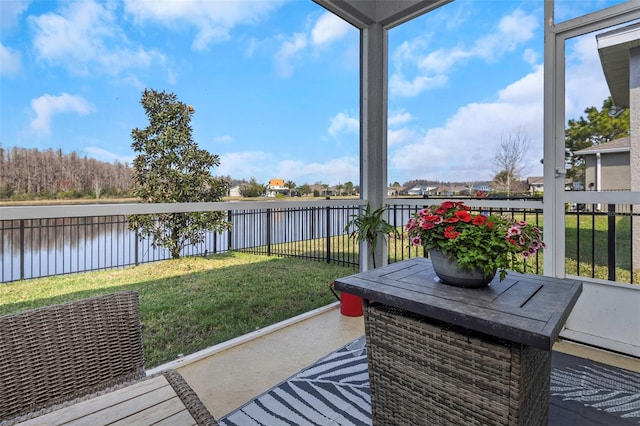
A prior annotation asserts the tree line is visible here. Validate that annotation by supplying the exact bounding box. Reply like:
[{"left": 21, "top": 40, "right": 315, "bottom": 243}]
[
  {"left": 1, "top": 96, "right": 627, "bottom": 202},
  {"left": 0, "top": 146, "right": 133, "bottom": 200}
]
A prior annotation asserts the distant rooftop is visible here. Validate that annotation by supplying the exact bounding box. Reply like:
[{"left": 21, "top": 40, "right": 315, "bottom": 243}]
[
  {"left": 597, "top": 22, "right": 640, "bottom": 108},
  {"left": 574, "top": 136, "right": 630, "bottom": 155}
]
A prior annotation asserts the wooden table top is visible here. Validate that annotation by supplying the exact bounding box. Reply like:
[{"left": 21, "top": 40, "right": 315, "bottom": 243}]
[
  {"left": 333, "top": 257, "right": 583, "bottom": 350},
  {"left": 19, "top": 375, "right": 197, "bottom": 426}
]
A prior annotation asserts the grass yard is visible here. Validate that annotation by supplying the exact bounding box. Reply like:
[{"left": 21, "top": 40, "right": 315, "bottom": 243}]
[
  {"left": 565, "top": 214, "right": 639, "bottom": 283},
  {"left": 0, "top": 252, "right": 357, "bottom": 368}
]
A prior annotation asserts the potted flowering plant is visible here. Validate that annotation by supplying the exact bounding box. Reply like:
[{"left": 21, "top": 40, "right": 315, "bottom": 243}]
[{"left": 406, "top": 201, "right": 544, "bottom": 285}]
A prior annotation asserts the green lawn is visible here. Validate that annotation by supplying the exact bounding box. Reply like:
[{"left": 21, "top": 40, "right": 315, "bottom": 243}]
[
  {"left": 0, "top": 252, "right": 357, "bottom": 368},
  {"left": 565, "top": 214, "right": 638, "bottom": 283}
]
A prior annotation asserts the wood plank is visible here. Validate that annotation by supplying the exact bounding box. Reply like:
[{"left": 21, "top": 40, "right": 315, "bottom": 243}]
[
  {"left": 65, "top": 384, "right": 177, "bottom": 425},
  {"left": 108, "top": 396, "right": 194, "bottom": 426},
  {"left": 18, "top": 376, "right": 170, "bottom": 426},
  {"left": 152, "top": 409, "right": 197, "bottom": 426}
]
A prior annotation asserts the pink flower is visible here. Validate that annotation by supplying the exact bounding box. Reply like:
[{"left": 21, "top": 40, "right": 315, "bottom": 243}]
[
  {"left": 420, "top": 221, "right": 435, "bottom": 230},
  {"left": 406, "top": 218, "right": 418, "bottom": 231},
  {"left": 507, "top": 225, "right": 522, "bottom": 236},
  {"left": 411, "top": 236, "right": 422, "bottom": 246}
]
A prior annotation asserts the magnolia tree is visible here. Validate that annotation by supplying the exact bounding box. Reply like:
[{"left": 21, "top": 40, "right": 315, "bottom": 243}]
[{"left": 128, "top": 89, "right": 230, "bottom": 259}]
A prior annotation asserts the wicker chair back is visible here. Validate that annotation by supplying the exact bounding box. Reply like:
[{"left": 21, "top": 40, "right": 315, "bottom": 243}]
[{"left": 0, "top": 291, "right": 145, "bottom": 421}]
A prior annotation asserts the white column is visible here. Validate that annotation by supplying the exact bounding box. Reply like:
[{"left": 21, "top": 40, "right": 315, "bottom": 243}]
[
  {"left": 543, "top": 0, "right": 566, "bottom": 278},
  {"left": 360, "top": 23, "right": 388, "bottom": 271}
]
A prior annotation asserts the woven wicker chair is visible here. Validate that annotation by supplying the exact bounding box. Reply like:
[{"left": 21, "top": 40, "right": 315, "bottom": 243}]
[{"left": 0, "top": 291, "right": 218, "bottom": 426}]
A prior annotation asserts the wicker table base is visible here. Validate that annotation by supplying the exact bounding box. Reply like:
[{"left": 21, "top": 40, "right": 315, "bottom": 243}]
[{"left": 364, "top": 303, "right": 550, "bottom": 426}]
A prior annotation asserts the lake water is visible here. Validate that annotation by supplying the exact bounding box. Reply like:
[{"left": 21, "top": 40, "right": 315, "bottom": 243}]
[{"left": 1, "top": 206, "right": 374, "bottom": 282}]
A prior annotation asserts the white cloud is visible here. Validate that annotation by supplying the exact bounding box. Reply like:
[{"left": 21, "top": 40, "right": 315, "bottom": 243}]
[
  {"left": 522, "top": 48, "right": 538, "bottom": 65},
  {"left": 275, "top": 157, "right": 359, "bottom": 186},
  {"left": 217, "top": 151, "right": 275, "bottom": 182},
  {"left": 497, "top": 9, "right": 536, "bottom": 47},
  {"left": 271, "top": 9, "right": 356, "bottom": 78},
  {"left": 470, "top": 9, "right": 537, "bottom": 61},
  {"left": 30, "top": 93, "right": 94, "bottom": 137},
  {"left": 124, "top": 0, "right": 284, "bottom": 51},
  {"left": 311, "top": 12, "right": 351, "bottom": 46},
  {"left": 1, "top": 0, "right": 30, "bottom": 29},
  {"left": 85, "top": 146, "right": 133, "bottom": 164},
  {"left": 388, "top": 128, "right": 419, "bottom": 147},
  {"left": 214, "top": 135, "right": 234, "bottom": 143},
  {"left": 417, "top": 46, "right": 469, "bottom": 74},
  {"left": 564, "top": 34, "right": 610, "bottom": 120},
  {"left": 388, "top": 110, "right": 418, "bottom": 146},
  {"left": 0, "top": 43, "right": 21, "bottom": 76},
  {"left": 274, "top": 33, "right": 307, "bottom": 78},
  {"left": 120, "top": 74, "right": 145, "bottom": 90},
  {"left": 388, "top": 110, "right": 414, "bottom": 126},
  {"left": 388, "top": 8, "right": 613, "bottom": 184},
  {"left": 390, "top": 66, "right": 545, "bottom": 183},
  {"left": 390, "top": 8, "right": 538, "bottom": 98},
  {"left": 390, "top": 73, "right": 447, "bottom": 97},
  {"left": 328, "top": 111, "right": 359, "bottom": 138},
  {"left": 30, "top": 0, "right": 163, "bottom": 76},
  {"left": 218, "top": 152, "right": 358, "bottom": 187}
]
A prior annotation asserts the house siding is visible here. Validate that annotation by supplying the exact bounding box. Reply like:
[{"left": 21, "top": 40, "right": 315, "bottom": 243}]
[{"left": 584, "top": 152, "right": 631, "bottom": 191}]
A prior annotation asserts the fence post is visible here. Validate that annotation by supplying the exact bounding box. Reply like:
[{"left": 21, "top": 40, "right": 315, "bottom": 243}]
[
  {"left": 227, "top": 211, "right": 233, "bottom": 251},
  {"left": 134, "top": 228, "right": 139, "bottom": 266},
  {"left": 19, "top": 219, "right": 25, "bottom": 280},
  {"left": 267, "top": 208, "right": 272, "bottom": 256},
  {"left": 326, "top": 206, "right": 331, "bottom": 263},
  {"left": 607, "top": 204, "right": 616, "bottom": 281}
]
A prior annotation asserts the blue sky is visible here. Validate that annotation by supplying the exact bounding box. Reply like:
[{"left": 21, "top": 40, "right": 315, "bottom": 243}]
[{"left": 0, "top": 0, "right": 630, "bottom": 187}]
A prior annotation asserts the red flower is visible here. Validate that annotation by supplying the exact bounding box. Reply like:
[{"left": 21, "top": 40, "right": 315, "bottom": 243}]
[
  {"left": 441, "top": 201, "right": 455, "bottom": 209},
  {"left": 444, "top": 217, "right": 459, "bottom": 223},
  {"left": 472, "top": 215, "right": 487, "bottom": 225},
  {"left": 455, "top": 210, "right": 472, "bottom": 222},
  {"left": 444, "top": 225, "right": 460, "bottom": 239},
  {"left": 421, "top": 221, "right": 435, "bottom": 230}
]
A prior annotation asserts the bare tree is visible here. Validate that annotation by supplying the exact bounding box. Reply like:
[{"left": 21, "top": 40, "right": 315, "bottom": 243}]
[
  {"left": 93, "top": 178, "right": 102, "bottom": 199},
  {"left": 492, "top": 129, "right": 529, "bottom": 196}
]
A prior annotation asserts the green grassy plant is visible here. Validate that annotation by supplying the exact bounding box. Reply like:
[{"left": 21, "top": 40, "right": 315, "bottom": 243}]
[{"left": 0, "top": 253, "right": 356, "bottom": 368}]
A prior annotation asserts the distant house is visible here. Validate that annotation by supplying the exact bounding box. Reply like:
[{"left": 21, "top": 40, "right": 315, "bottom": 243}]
[
  {"left": 228, "top": 185, "right": 242, "bottom": 197},
  {"left": 473, "top": 184, "right": 491, "bottom": 193},
  {"left": 575, "top": 137, "right": 631, "bottom": 191},
  {"left": 309, "top": 183, "right": 333, "bottom": 197},
  {"left": 527, "top": 177, "right": 544, "bottom": 194},
  {"left": 267, "top": 179, "right": 289, "bottom": 197},
  {"left": 437, "top": 185, "right": 469, "bottom": 196},
  {"left": 406, "top": 185, "right": 437, "bottom": 196}
]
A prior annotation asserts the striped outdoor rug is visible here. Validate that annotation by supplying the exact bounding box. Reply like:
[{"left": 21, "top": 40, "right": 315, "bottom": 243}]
[{"left": 219, "top": 336, "right": 640, "bottom": 426}]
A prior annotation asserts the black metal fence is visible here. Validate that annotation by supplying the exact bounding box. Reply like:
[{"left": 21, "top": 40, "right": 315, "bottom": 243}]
[{"left": 1, "top": 201, "right": 637, "bottom": 284}]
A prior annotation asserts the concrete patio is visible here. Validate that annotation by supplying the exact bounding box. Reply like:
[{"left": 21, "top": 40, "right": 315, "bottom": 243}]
[{"left": 148, "top": 302, "right": 640, "bottom": 422}]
